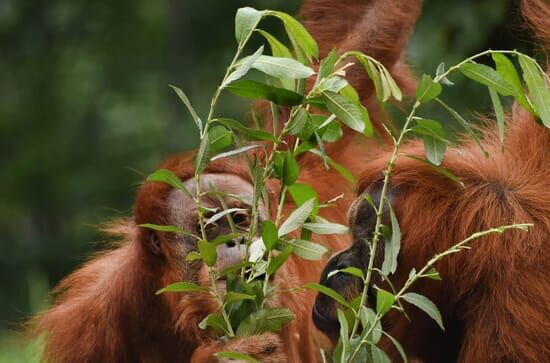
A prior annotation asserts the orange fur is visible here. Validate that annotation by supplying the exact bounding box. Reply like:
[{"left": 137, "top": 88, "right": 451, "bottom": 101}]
[
  {"left": 353, "top": 1, "right": 550, "bottom": 360},
  {"left": 30, "top": 1, "right": 423, "bottom": 361}
]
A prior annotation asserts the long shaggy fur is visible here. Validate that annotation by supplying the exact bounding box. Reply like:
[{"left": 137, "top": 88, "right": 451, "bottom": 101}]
[
  {"left": 30, "top": 0, "right": 423, "bottom": 361},
  {"left": 355, "top": 1, "right": 550, "bottom": 360}
]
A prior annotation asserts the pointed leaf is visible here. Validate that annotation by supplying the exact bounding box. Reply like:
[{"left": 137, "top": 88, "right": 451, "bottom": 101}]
[
  {"left": 492, "top": 53, "right": 532, "bottom": 112},
  {"left": 224, "top": 46, "right": 264, "bottom": 87},
  {"left": 262, "top": 220, "right": 278, "bottom": 251},
  {"left": 303, "top": 222, "right": 348, "bottom": 235},
  {"left": 278, "top": 198, "right": 315, "bottom": 236},
  {"left": 304, "top": 283, "right": 351, "bottom": 308},
  {"left": 147, "top": 169, "right": 192, "bottom": 197},
  {"left": 256, "top": 29, "right": 292, "bottom": 58},
  {"left": 381, "top": 202, "right": 401, "bottom": 275},
  {"left": 458, "top": 62, "right": 516, "bottom": 96},
  {"left": 226, "top": 80, "right": 303, "bottom": 106},
  {"left": 241, "top": 55, "right": 315, "bottom": 79},
  {"left": 416, "top": 74, "right": 442, "bottom": 103},
  {"left": 235, "top": 7, "right": 262, "bottom": 45},
  {"left": 488, "top": 87, "right": 506, "bottom": 144},
  {"left": 402, "top": 292, "right": 445, "bottom": 330},
  {"left": 412, "top": 118, "right": 447, "bottom": 165},
  {"left": 213, "top": 118, "right": 277, "bottom": 142},
  {"left": 287, "top": 239, "right": 328, "bottom": 260},
  {"left": 156, "top": 282, "right": 208, "bottom": 295},
  {"left": 376, "top": 288, "right": 395, "bottom": 315},
  {"left": 211, "top": 145, "right": 261, "bottom": 161},
  {"left": 321, "top": 91, "right": 365, "bottom": 133},
  {"left": 169, "top": 85, "right": 203, "bottom": 133},
  {"left": 235, "top": 308, "right": 295, "bottom": 336},
  {"left": 198, "top": 240, "right": 217, "bottom": 267},
  {"left": 266, "top": 11, "right": 319, "bottom": 59},
  {"left": 518, "top": 54, "right": 550, "bottom": 127},
  {"left": 267, "top": 245, "right": 293, "bottom": 275}
]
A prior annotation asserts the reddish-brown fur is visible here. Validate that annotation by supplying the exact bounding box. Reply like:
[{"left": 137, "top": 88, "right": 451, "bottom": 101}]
[
  {"left": 31, "top": 1, "right": 422, "bottom": 362},
  {"left": 353, "top": 1, "right": 550, "bottom": 361}
]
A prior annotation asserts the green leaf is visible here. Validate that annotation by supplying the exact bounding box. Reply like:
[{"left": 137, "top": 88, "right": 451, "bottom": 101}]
[
  {"left": 169, "top": 85, "right": 203, "bottom": 134},
  {"left": 138, "top": 223, "right": 186, "bottom": 234},
  {"left": 376, "top": 289, "right": 395, "bottom": 315},
  {"left": 339, "top": 84, "right": 360, "bottom": 105},
  {"left": 321, "top": 118, "right": 343, "bottom": 142},
  {"left": 359, "top": 306, "right": 381, "bottom": 343},
  {"left": 303, "top": 283, "right": 351, "bottom": 308},
  {"left": 198, "top": 240, "right": 217, "bottom": 267},
  {"left": 267, "top": 245, "right": 293, "bottom": 275},
  {"left": 337, "top": 309, "right": 349, "bottom": 361},
  {"left": 215, "top": 351, "right": 259, "bottom": 363},
  {"left": 256, "top": 29, "right": 292, "bottom": 58},
  {"left": 211, "top": 145, "right": 261, "bottom": 161},
  {"left": 401, "top": 292, "right": 445, "bottom": 330},
  {"left": 492, "top": 53, "right": 532, "bottom": 112},
  {"left": 156, "top": 282, "right": 208, "bottom": 295},
  {"left": 287, "top": 107, "right": 310, "bottom": 136},
  {"left": 224, "top": 46, "right": 264, "bottom": 87},
  {"left": 416, "top": 74, "right": 442, "bottom": 103},
  {"left": 282, "top": 151, "right": 300, "bottom": 186},
  {"left": 235, "top": 308, "right": 295, "bottom": 336},
  {"left": 381, "top": 202, "right": 401, "bottom": 275},
  {"left": 235, "top": 7, "right": 262, "bottom": 45},
  {"left": 488, "top": 87, "right": 506, "bottom": 144},
  {"left": 318, "top": 49, "right": 339, "bottom": 79},
  {"left": 146, "top": 169, "right": 192, "bottom": 197},
  {"left": 213, "top": 118, "right": 277, "bottom": 142},
  {"left": 243, "top": 55, "right": 315, "bottom": 79},
  {"left": 403, "top": 155, "right": 464, "bottom": 187},
  {"left": 206, "top": 208, "right": 247, "bottom": 226},
  {"left": 266, "top": 10, "right": 319, "bottom": 60},
  {"left": 262, "top": 220, "right": 278, "bottom": 251},
  {"left": 518, "top": 54, "right": 550, "bottom": 127},
  {"left": 436, "top": 98, "right": 489, "bottom": 158},
  {"left": 287, "top": 239, "right": 328, "bottom": 260},
  {"left": 358, "top": 57, "right": 384, "bottom": 101},
  {"left": 370, "top": 344, "right": 391, "bottom": 363},
  {"left": 288, "top": 183, "right": 319, "bottom": 215},
  {"left": 380, "top": 66, "right": 402, "bottom": 101},
  {"left": 208, "top": 125, "right": 233, "bottom": 152},
  {"left": 195, "top": 133, "right": 210, "bottom": 174},
  {"left": 223, "top": 291, "right": 256, "bottom": 304},
  {"left": 424, "top": 267, "right": 441, "bottom": 280},
  {"left": 199, "top": 314, "right": 229, "bottom": 334},
  {"left": 226, "top": 80, "right": 303, "bottom": 106},
  {"left": 278, "top": 198, "right": 315, "bottom": 236},
  {"left": 303, "top": 222, "right": 348, "bottom": 235},
  {"left": 185, "top": 251, "right": 202, "bottom": 262},
  {"left": 458, "top": 62, "right": 516, "bottom": 96},
  {"left": 327, "top": 266, "right": 364, "bottom": 280},
  {"left": 321, "top": 91, "right": 366, "bottom": 133},
  {"left": 412, "top": 118, "right": 447, "bottom": 166}
]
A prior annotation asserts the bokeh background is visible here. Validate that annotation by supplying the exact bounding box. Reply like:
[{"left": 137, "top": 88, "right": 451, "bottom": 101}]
[{"left": 0, "top": 0, "right": 535, "bottom": 360}]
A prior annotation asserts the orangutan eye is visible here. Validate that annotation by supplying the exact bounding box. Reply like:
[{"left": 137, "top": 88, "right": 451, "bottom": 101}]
[{"left": 232, "top": 210, "right": 250, "bottom": 228}]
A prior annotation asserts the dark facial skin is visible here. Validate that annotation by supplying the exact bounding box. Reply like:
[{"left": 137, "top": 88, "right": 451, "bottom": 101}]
[{"left": 313, "top": 185, "right": 390, "bottom": 339}]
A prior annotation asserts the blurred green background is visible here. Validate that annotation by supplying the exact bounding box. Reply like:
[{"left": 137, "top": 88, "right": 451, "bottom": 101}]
[{"left": 0, "top": 0, "right": 534, "bottom": 360}]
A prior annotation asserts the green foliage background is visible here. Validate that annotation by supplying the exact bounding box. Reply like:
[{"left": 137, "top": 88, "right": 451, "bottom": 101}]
[{"left": 0, "top": 0, "right": 533, "bottom": 359}]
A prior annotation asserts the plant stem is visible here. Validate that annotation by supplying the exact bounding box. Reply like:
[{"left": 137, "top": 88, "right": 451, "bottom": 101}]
[{"left": 348, "top": 101, "right": 421, "bottom": 340}]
